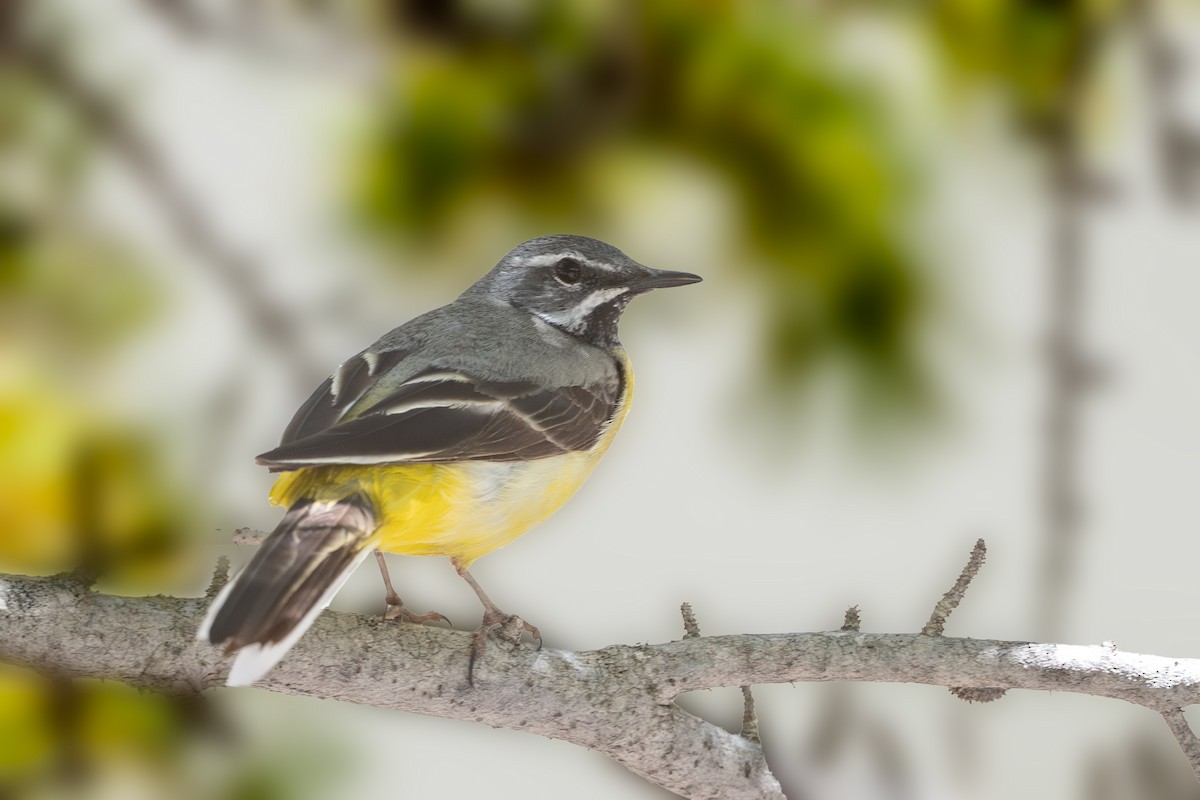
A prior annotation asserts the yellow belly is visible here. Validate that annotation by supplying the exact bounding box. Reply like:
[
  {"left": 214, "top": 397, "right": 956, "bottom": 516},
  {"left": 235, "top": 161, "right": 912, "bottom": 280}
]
[{"left": 267, "top": 357, "right": 633, "bottom": 567}]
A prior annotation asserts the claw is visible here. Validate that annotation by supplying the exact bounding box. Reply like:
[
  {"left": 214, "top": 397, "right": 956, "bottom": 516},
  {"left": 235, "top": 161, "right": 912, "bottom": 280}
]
[
  {"left": 375, "top": 552, "right": 450, "bottom": 627},
  {"left": 452, "top": 559, "right": 541, "bottom": 686},
  {"left": 467, "top": 612, "right": 541, "bottom": 685},
  {"left": 468, "top": 626, "right": 488, "bottom": 686},
  {"left": 489, "top": 611, "right": 539, "bottom": 645},
  {"left": 385, "top": 604, "right": 451, "bottom": 627}
]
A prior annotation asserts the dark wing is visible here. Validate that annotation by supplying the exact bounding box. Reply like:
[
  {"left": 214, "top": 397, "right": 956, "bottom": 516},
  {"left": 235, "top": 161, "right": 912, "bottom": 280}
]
[
  {"left": 258, "top": 364, "right": 623, "bottom": 469},
  {"left": 279, "top": 349, "right": 410, "bottom": 446}
]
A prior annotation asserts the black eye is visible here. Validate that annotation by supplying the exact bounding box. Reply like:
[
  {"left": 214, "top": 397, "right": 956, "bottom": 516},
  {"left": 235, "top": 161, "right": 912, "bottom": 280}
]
[{"left": 554, "top": 257, "right": 583, "bottom": 285}]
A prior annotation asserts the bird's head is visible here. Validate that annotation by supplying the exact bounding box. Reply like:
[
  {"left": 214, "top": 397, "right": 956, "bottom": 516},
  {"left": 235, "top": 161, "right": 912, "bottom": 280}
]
[{"left": 466, "top": 234, "right": 701, "bottom": 347}]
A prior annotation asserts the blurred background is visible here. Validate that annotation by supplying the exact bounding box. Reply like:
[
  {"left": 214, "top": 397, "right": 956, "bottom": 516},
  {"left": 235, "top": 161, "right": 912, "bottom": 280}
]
[{"left": 2, "top": 0, "right": 1199, "bottom": 797}]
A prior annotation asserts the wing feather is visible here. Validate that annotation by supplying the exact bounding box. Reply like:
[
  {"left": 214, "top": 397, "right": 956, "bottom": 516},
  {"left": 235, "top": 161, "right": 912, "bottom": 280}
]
[
  {"left": 259, "top": 364, "right": 622, "bottom": 469},
  {"left": 280, "top": 348, "right": 411, "bottom": 445}
]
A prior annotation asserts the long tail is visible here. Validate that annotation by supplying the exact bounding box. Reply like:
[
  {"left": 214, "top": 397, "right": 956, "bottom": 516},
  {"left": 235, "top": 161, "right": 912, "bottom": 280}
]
[{"left": 198, "top": 495, "right": 376, "bottom": 686}]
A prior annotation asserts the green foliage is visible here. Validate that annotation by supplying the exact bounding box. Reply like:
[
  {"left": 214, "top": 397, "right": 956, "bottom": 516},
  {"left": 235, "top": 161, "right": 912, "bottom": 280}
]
[
  {"left": 0, "top": 70, "right": 156, "bottom": 359},
  {"left": 0, "top": 667, "right": 186, "bottom": 794},
  {"left": 0, "top": 666, "right": 352, "bottom": 800},
  {"left": 929, "top": 0, "right": 1119, "bottom": 134},
  {"left": 0, "top": 65, "right": 183, "bottom": 585},
  {"left": 0, "top": 666, "right": 55, "bottom": 785},
  {"left": 0, "top": 225, "right": 158, "bottom": 358},
  {"left": 352, "top": 0, "right": 932, "bottom": 424},
  {"left": 0, "top": 374, "right": 185, "bottom": 583},
  {"left": 0, "top": 51, "right": 210, "bottom": 800}
]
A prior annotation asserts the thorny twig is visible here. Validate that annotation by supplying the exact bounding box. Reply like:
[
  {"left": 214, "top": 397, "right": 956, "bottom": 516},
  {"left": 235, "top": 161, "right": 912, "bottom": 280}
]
[
  {"left": 923, "top": 539, "right": 986, "bottom": 637},
  {"left": 679, "top": 602, "right": 763, "bottom": 747}
]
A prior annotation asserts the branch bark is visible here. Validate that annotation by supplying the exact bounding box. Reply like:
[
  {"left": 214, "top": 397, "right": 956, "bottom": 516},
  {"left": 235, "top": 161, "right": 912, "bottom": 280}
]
[{"left": 4, "top": 572, "right": 1200, "bottom": 798}]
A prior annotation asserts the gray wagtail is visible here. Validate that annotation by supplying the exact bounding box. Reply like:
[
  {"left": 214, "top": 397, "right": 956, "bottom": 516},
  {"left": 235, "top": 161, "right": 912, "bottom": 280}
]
[{"left": 198, "top": 234, "right": 701, "bottom": 685}]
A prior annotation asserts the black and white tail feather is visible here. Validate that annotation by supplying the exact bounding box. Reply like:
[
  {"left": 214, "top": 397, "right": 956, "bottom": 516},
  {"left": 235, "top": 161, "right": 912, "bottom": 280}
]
[{"left": 198, "top": 496, "right": 377, "bottom": 686}]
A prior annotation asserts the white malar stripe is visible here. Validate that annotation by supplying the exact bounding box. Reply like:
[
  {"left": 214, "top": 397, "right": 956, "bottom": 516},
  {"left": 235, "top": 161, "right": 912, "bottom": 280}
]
[
  {"left": 224, "top": 546, "right": 373, "bottom": 687},
  {"left": 536, "top": 287, "right": 628, "bottom": 332}
]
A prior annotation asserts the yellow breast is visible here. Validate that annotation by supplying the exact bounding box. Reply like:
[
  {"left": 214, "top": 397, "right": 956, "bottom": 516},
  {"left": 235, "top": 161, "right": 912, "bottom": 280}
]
[{"left": 267, "top": 354, "right": 634, "bottom": 566}]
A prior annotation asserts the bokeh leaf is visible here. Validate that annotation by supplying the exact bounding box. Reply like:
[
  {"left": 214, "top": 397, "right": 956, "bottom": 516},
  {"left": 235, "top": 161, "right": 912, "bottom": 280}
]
[{"left": 351, "top": 0, "right": 933, "bottom": 430}]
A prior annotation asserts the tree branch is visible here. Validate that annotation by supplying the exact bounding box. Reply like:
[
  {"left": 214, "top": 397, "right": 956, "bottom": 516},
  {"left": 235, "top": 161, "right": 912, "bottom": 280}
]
[
  {"left": 0, "top": 572, "right": 784, "bottom": 799},
  {"left": 5, "top": 571, "right": 1200, "bottom": 798}
]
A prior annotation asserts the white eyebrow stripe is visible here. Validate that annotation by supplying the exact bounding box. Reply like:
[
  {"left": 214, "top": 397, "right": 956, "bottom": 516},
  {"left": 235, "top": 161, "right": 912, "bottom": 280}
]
[
  {"left": 578, "top": 256, "right": 619, "bottom": 273},
  {"left": 512, "top": 251, "right": 620, "bottom": 272}
]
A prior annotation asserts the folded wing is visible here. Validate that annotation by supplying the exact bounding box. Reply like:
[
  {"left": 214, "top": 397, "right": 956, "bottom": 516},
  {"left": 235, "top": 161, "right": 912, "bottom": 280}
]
[{"left": 258, "top": 361, "right": 621, "bottom": 469}]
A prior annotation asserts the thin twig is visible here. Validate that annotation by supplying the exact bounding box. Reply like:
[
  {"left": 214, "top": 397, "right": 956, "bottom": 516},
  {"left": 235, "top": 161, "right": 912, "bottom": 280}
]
[
  {"left": 840, "top": 606, "right": 861, "bottom": 632},
  {"left": 231, "top": 528, "right": 269, "bottom": 545},
  {"left": 678, "top": 604, "right": 763, "bottom": 747},
  {"left": 1162, "top": 708, "right": 1200, "bottom": 783},
  {"left": 680, "top": 602, "right": 700, "bottom": 639},
  {"left": 922, "top": 539, "right": 986, "bottom": 636},
  {"left": 204, "top": 556, "right": 230, "bottom": 598},
  {"left": 740, "top": 685, "right": 761, "bottom": 744}
]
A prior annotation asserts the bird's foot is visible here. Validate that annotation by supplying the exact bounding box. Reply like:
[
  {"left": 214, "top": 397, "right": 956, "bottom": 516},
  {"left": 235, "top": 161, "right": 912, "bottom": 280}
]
[
  {"left": 376, "top": 552, "right": 449, "bottom": 626},
  {"left": 384, "top": 604, "right": 450, "bottom": 626},
  {"left": 383, "top": 592, "right": 450, "bottom": 626},
  {"left": 467, "top": 609, "right": 541, "bottom": 685},
  {"left": 481, "top": 607, "right": 541, "bottom": 645}
]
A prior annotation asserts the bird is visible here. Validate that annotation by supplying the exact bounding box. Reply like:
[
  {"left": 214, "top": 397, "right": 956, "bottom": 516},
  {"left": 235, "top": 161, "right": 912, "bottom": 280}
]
[{"left": 198, "top": 234, "right": 701, "bottom": 686}]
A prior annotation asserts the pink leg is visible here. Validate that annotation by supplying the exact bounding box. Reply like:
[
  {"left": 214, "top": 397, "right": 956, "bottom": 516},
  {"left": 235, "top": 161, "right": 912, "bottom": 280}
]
[
  {"left": 375, "top": 551, "right": 449, "bottom": 625},
  {"left": 452, "top": 558, "right": 540, "bottom": 684}
]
